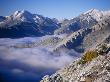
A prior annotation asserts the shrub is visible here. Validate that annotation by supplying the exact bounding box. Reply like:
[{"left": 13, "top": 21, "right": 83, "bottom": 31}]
[{"left": 78, "top": 50, "right": 98, "bottom": 65}]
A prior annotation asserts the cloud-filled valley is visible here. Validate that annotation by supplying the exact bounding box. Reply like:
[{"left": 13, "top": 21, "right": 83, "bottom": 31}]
[{"left": 0, "top": 37, "right": 80, "bottom": 82}]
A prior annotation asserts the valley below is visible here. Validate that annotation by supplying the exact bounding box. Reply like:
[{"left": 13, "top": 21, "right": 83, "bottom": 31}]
[{"left": 0, "top": 36, "right": 80, "bottom": 82}]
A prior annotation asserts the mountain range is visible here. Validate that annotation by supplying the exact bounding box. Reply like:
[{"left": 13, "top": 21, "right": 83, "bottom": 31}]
[
  {"left": 0, "top": 9, "right": 110, "bottom": 53},
  {"left": 0, "top": 9, "right": 110, "bottom": 38},
  {"left": 0, "top": 10, "right": 59, "bottom": 38}
]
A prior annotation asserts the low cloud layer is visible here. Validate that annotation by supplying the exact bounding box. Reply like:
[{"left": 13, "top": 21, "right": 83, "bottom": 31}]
[{"left": 0, "top": 37, "right": 80, "bottom": 82}]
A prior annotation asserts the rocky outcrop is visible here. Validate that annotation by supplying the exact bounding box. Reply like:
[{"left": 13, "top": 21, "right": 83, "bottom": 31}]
[{"left": 40, "top": 43, "right": 110, "bottom": 82}]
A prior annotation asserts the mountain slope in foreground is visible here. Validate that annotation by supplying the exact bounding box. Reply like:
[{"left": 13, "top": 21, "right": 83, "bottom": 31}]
[{"left": 41, "top": 40, "right": 110, "bottom": 82}]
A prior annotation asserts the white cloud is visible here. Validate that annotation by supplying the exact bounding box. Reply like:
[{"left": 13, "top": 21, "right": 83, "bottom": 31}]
[{"left": 0, "top": 37, "right": 80, "bottom": 82}]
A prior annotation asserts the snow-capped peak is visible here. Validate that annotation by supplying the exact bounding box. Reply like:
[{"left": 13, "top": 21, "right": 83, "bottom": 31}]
[
  {"left": 82, "top": 9, "right": 103, "bottom": 21},
  {"left": 13, "top": 10, "right": 35, "bottom": 22},
  {"left": 84, "top": 9, "right": 101, "bottom": 14},
  {"left": 14, "top": 11, "right": 21, "bottom": 16},
  {"left": 13, "top": 10, "right": 32, "bottom": 18},
  {"left": 83, "top": 9, "right": 110, "bottom": 21}
]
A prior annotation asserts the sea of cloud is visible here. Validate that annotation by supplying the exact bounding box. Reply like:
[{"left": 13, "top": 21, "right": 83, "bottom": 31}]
[{"left": 0, "top": 37, "right": 80, "bottom": 82}]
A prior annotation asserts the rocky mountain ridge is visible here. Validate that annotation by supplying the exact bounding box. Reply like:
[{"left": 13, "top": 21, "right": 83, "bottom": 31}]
[
  {"left": 54, "top": 9, "right": 110, "bottom": 34},
  {"left": 40, "top": 41, "right": 110, "bottom": 82},
  {"left": 0, "top": 9, "right": 110, "bottom": 38},
  {"left": 0, "top": 10, "right": 59, "bottom": 38}
]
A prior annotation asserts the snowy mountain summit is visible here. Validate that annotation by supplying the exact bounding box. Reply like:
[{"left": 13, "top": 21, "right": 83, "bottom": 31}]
[
  {"left": 0, "top": 10, "right": 59, "bottom": 38},
  {"left": 54, "top": 9, "right": 110, "bottom": 34},
  {"left": 83, "top": 9, "right": 110, "bottom": 21},
  {"left": 13, "top": 10, "right": 35, "bottom": 22}
]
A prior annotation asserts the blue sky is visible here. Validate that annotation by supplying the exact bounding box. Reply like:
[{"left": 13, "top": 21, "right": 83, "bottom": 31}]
[{"left": 0, "top": 0, "right": 110, "bottom": 19}]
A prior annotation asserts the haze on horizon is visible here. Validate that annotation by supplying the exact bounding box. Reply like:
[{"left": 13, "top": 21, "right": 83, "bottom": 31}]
[{"left": 0, "top": 0, "right": 110, "bottom": 19}]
